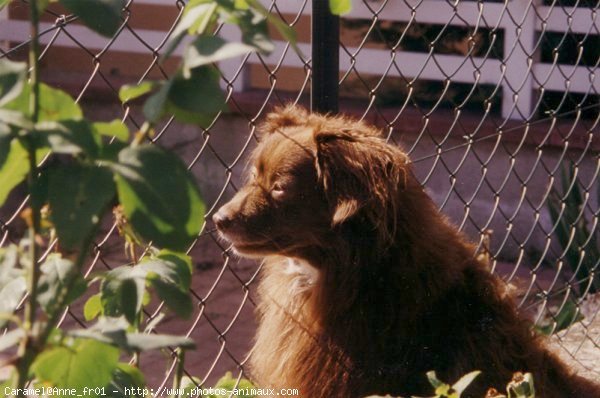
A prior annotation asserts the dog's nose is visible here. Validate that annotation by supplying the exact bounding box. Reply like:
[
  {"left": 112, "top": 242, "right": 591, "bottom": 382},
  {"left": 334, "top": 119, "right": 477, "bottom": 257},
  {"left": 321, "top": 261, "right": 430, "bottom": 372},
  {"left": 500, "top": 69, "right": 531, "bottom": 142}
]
[{"left": 212, "top": 209, "right": 233, "bottom": 231}]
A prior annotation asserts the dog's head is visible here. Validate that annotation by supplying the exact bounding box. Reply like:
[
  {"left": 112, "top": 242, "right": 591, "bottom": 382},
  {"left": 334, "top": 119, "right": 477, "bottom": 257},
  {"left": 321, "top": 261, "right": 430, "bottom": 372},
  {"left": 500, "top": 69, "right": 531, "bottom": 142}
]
[{"left": 212, "top": 105, "right": 416, "bottom": 259}]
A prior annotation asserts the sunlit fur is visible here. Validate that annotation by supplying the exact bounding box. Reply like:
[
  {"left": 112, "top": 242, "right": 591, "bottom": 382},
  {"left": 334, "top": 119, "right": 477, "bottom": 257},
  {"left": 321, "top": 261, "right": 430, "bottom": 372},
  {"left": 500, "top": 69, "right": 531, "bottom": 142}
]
[{"left": 214, "top": 105, "right": 600, "bottom": 398}]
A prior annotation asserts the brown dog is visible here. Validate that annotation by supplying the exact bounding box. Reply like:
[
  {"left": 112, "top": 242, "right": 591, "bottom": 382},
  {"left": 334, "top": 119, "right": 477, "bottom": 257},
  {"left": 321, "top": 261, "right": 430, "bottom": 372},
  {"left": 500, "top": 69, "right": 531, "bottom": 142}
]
[{"left": 213, "top": 105, "right": 600, "bottom": 398}]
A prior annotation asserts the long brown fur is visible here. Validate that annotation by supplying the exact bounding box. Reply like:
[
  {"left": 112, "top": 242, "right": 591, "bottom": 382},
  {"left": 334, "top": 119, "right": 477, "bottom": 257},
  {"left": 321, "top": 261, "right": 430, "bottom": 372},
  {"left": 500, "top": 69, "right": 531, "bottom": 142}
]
[{"left": 213, "top": 105, "right": 600, "bottom": 398}]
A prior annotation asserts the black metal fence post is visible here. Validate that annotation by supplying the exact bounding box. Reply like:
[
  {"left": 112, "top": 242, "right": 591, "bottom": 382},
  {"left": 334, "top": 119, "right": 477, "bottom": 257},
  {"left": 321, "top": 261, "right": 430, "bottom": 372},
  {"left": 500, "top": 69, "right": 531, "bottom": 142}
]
[{"left": 311, "top": 0, "right": 339, "bottom": 114}]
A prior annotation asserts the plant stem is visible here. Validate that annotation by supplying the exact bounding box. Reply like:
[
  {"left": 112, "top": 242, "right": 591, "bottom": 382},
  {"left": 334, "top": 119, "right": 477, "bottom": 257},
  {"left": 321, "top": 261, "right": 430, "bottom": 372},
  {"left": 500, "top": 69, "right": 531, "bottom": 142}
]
[
  {"left": 28, "top": 3, "right": 41, "bottom": 125},
  {"left": 24, "top": 0, "right": 41, "bottom": 331},
  {"left": 15, "top": 0, "right": 41, "bottom": 394},
  {"left": 171, "top": 349, "right": 185, "bottom": 398},
  {"left": 132, "top": 121, "right": 152, "bottom": 147}
]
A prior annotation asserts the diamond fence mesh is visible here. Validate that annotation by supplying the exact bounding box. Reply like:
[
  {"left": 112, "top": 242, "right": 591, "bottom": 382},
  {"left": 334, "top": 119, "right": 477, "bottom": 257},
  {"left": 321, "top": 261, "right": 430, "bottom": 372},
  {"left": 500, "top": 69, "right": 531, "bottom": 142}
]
[{"left": 0, "top": 0, "right": 599, "bottom": 391}]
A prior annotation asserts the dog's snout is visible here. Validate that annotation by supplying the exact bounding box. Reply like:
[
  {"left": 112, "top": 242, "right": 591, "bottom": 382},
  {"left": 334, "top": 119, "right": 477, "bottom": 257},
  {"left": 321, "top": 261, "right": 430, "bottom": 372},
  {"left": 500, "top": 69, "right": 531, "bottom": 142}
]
[{"left": 212, "top": 208, "right": 233, "bottom": 231}]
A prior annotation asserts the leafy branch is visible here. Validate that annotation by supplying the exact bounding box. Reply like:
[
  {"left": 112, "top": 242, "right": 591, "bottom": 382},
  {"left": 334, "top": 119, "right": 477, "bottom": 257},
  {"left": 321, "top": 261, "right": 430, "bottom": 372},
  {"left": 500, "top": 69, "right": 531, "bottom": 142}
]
[
  {"left": 365, "top": 371, "right": 535, "bottom": 398},
  {"left": 546, "top": 163, "right": 600, "bottom": 296},
  {"left": 0, "top": 0, "right": 354, "bottom": 395},
  {"left": 0, "top": 0, "right": 291, "bottom": 395}
]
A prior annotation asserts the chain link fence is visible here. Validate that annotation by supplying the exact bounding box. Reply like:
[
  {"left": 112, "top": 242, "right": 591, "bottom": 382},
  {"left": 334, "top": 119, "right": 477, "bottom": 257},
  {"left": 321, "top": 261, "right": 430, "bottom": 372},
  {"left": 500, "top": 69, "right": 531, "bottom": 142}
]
[{"left": 1, "top": 0, "right": 599, "bottom": 390}]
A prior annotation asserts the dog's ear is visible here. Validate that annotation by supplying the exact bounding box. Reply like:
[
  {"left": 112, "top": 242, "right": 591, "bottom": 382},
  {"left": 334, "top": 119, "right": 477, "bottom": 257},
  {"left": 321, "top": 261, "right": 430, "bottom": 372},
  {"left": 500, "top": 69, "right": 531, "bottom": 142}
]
[
  {"left": 260, "top": 104, "right": 309, "bottom": 135},
  {"left": 314, "top": 129, "right": 407, "bottom": 241},
  {"left": 314, "top": 130, "right": 364, "bottom": 225},
  {"left": 331, "top": 197, "right": 360, "bottom": 226}
]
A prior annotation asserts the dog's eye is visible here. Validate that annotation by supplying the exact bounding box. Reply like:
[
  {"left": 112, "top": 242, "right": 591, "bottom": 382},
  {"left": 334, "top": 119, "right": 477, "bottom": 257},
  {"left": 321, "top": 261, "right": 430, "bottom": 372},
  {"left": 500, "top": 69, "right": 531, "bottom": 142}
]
[{"left": 271, "top": 182, "right": 286, "bottom": 200}]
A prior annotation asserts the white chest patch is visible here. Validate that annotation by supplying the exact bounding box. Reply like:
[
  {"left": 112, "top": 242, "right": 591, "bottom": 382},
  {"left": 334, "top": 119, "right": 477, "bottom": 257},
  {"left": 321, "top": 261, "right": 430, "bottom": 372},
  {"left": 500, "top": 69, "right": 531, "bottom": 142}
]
[{"left": 284, "top": 258, "right": 320, "bottom": 294}]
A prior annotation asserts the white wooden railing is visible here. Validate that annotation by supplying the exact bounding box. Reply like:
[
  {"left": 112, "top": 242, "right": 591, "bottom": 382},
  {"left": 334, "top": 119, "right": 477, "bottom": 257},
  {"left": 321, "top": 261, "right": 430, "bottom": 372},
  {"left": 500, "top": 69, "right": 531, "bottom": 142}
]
[
  {"left": 0, "top": 0, "right": 597, "bottom": 120},
  {"left": 254, "top": 0, "right": 599, "bottom": 120}
]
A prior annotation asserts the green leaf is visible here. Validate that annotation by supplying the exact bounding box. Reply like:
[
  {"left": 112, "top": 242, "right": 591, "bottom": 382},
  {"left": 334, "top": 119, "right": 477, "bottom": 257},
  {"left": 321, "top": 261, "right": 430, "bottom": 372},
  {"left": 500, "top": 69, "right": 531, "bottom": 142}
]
[
  {"left": 143, "top": 67, "right": 226, "bottom": 127},
  {"left": 141, "top": 256, "right": 185, "bottom": 281},
  {"left": 507, "top": 372, "right": 535, "bottom": 398},
  {"left": 98, "top": 139, "right": 128, "bottom": 162},
  {"left": 118, "top": 82, "right": 158, "bottom": 104},
  {"left": 59, "top": 0, "right": 125, "bottom": 37},
  {"left": 184, "top": 0, "right": 218, "bottom": 29},
  {"left": 106, "top": 363, "right": 146, "bottom": 398},
  {"left": 37, "top": 254, "right": 87, "bottom": 316},
  {"left": 535, "top": 301, "right": 584, "bottom": 335},
  {"left": 163, "top": 2, "right": 218, "bottom": 59},
  {"left": 0, "top": 329, "right": 25, "bottom": 352},
  {"left": 547, "top": 163, "right": 599, "bottom": 294},
  {"left": 212, "top": 372, "right": 257, "bottom": 398},
  {"left": 84, "top": 293, "right": 103, "bottom": 321},
  {"left": 142, "top": 290, "right": 151, "bottom": 307},
  {"left": 239, "top": 9, "right": 274, "bottom": 54},
  {"left": 111, "top": 145, "right": 205, "bottom": 251},
  {"left": 142, "top": 80, "right": 172, "bottom": 124},
  {"left": 0, "top": 138, "right": 29, "bottom": 206},
  {"left": 113, "top": 332, "right": 196, "bottom": 351},
  {"left": 244, "top": 0, "right": 299, "bottom": 55},
  {"left": 0, "top": 276, "right": 26, "bottom": 321},
  {"left": 0, "top": 109, "right": 34, "bottom": 130},
  {"left": 166, "top": 103, "right": 216, "bottom": 128},
  {"left": 40, "top": 0, "right": 49, "bottom": 11},
  {"left": 234, "top": 0, "right": 250, "bottom": 9},
  {"left": 93, "top": 120, "right": 129, "bottom": 142},
  {"left": 0, "top": 246, "right": 26, "bottom": 328},
  {"left": 4, "top": 83, "right": 82, "bottom": 121},
  {"left": 32, "top": 339, "right": 120, "bottom": 394},
  {"left": 71, "top": 318, "right": 195, "bottom": 351},
  {"left": 554, "top": 301, "right": 584, "bottom": 330},
  {"left": 328, "top": 0, "right": 352, "bottom": 15},
  {"left": 99, "top": 251, "right": 194, "bottom": 324},
  {"left": 101, "top": 266, "right": 147, "bottom": 324},
  {"left": 0, "top": 0, "right": 11, "bottom": 11},
  {"left": 35, "top": 120, "right": 99, "bottom": 157},
  {"left": 48, "top": 163, "right": 115, "bottom": 250},
  {"left": 157, "top": 250, "right": 193, "bottom": 288},
  {"left": 267, "top": 14, "right": 297, "bottom": 51},
  {"left": 0, "top": 244, "right": 20, "bottom": 277},
  {"left": 168, "top": 67, "right": 227, "bottom": 125},
  {"left": 181, "top": 375, "right": 202, "bottom": 397},
  {"left": 0, "top": 124, "right": 12, "bottom": 170},
  {"left": 426, "top": 370, "right": 445, "bottom": 389},
  {"left": 39, "top": 83, "right": 80, "bottom": 120},
  {"left": 435, "top": 384, "right": 455, "bottom": 398},
  {"left": 0, "top": 59, "right": 26, "bottom": 107},
  {"left": 30, "top": 167, "right": 49, "bottom": 211},
  {"left": 140, "top": 251, "right": 193, "bottom": 318},
  {"left": 452, "top": 370, "right": 481, "bottom": 394},
  {"left": 183, "top": 36, "right": 256, "bottom": 73}
]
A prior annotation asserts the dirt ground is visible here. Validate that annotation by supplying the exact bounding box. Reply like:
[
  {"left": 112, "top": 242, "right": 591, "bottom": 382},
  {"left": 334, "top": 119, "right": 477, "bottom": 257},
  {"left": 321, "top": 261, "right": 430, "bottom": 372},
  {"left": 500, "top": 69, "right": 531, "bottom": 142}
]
[{"left": 551, "top": 295, "right": 600, "bottom": 380}]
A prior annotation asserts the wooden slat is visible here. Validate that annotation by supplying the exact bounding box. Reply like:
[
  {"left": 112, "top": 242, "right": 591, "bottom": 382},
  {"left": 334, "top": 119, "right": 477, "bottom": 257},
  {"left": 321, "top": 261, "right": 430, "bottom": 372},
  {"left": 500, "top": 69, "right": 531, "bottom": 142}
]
[
  {"left": 0, "top": 19, "right": 186, "bottom": 55},
  {"left": 267, "top": 1, "right": 508, "bottom": 29},
  {"left": 256, "top": 40, "right": 502, "bottom": 85},
  {"left": 538, "top": 5, "right": 600, "bottom": 34},
  {"left": 534, "top": 63, "right": 600, "bottom": 93}
]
